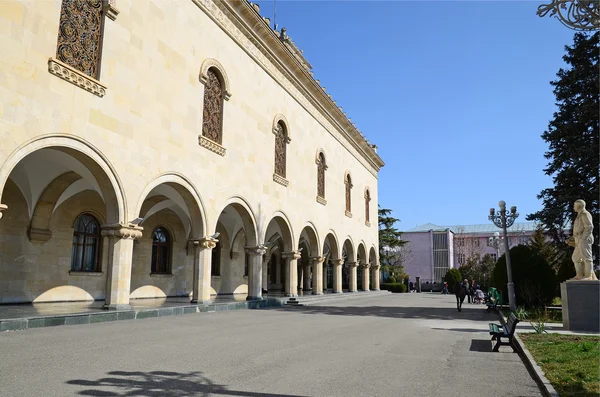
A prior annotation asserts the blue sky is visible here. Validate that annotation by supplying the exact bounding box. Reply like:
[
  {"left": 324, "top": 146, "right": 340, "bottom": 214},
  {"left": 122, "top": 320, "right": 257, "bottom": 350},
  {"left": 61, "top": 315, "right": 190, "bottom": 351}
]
[{"left": 254, "top": 0, "right": 576, "bottom": 230}]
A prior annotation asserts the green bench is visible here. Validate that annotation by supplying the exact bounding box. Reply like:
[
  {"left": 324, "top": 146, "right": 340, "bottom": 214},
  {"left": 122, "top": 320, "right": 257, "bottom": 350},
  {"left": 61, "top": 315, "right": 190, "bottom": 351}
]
[
  {"left": 486, "top": 288, "right": 503, "bottom": 313},
  {"left": 489, "top": 312, "right": 520, "bottom": 352}
]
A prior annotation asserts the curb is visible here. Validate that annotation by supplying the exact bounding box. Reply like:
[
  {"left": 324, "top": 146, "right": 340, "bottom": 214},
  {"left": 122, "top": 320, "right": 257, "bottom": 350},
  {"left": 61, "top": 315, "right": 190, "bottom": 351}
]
[{"left": 499, "top": 310, "right": 560, "bottom": 397}]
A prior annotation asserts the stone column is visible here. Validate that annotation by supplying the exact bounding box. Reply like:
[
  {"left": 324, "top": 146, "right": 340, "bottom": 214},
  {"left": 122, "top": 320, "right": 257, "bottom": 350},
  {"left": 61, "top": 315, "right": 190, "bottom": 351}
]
[
  {"left": 101, "top": 223, "right": 143, "bottom": 310},
  {"left": 311, "top": 256, "right": 324, "bottom": 295},
  {"left": 332, "top": 259, "right": 343, "bottom": 293},
  {"left": 322, "top": 262, "right": 328, "bottom": 293},
  {"left": 303, "top": 263, "right": 312, "bottom": 292},
  {"left": 371, "top": 264, "right": 381, "bottom": 291},
  {"left": 191, "top": 236, "right": 218, "bottom": 304},
  {"left": 347, "top": 262, "right": 358, "bottom": 292},
  {"left": 282, "top": 251, "right": 301, "bottom": 297},
  {"left": 262, "top": 256, "right": 269, "bottom": 293},
  {"left": 245, "top": 245, "right": 267, "bottom": 300},
  {"left": 361, "top": 263, "right": 370, "bottom": 291}
]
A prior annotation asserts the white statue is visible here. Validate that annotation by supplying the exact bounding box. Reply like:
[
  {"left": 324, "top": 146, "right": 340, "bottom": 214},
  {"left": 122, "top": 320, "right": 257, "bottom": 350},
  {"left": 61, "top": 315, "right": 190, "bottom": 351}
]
[{"left": 566, "top": 199, "right": 598, "bottom": 281}]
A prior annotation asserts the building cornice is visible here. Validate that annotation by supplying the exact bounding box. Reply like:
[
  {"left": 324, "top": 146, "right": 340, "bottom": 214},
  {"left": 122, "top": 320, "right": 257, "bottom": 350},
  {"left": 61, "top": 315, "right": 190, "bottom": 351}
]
[{"left": 191, "top": 0, "right": 384, "bottom": 175}]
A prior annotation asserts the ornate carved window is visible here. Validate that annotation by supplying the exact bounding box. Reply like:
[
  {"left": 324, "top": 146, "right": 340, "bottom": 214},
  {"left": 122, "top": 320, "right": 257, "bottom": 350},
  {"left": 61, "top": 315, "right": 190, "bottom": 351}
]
[
  {"left": 202, "top": 68, "right": 225, "bottom": 144},
  {"left": 151, "top": 227, "right": 171, "bottom": 274},
  {"left": 274, "top": 121, "right": 288, "bottom": 178},
  {"left": 56, "top": 0, "right": 105, "bottom": 79},
  {"left": 71, "top": 213, "right": 101, "bottom": 272},
  {"left": 211, "top": 240, "right": 221, "bottom": 276},
  {"left": 317, "top": 152, "right": 326, "bottom": 198},
  {"left": 365, "top": 189, "right": 371, "bottom": 224},
  {"left": 345, "top": 174, "right": 353, "bottom": 214}
]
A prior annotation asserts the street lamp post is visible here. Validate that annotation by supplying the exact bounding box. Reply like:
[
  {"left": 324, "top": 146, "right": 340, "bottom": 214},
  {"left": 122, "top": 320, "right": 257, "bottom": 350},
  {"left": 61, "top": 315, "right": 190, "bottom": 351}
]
[
  {"left": 488, "top": 231, "right": 502, "bottom": 260},
  {"left": 537, "top": 0, "right": 599, "bottom": 31},
  {"left": 489, "top": 201, "right": 519, "bottom": 312}
]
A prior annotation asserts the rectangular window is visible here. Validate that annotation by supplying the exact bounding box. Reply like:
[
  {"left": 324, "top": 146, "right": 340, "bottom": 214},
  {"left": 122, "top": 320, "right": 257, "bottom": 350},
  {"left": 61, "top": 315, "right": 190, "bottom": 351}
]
[
  {"left": 457, "top": 254, "right": 465, "bottom": 265},
  {"left": 490, "top": 253, "right": 497, "bottom": 262}
]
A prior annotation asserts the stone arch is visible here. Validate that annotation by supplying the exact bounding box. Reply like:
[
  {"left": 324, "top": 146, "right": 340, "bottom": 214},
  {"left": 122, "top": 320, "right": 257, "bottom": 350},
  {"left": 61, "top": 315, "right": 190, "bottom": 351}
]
[
  {"left": 272, "top": 113, "right": 292, "bottom": 141},
  {"left": 216, "top": 196, "right": 259, "bottom": 247},
  {"left": 264, "top": 210, "right": 294, "bottom": 252},
  {"left": 322, "top": 230, "right": 340, "bottom": 260},
  {"left": 357, "top": 241, "right": 368, "bottom": 264},
  {"left": 135, "top": 173, "right": 207, "bottom": 239},
  {"left": 0, "top": 134, "right": 126, "bottom": 224},
  {"left": 342, "top": 237, "right": 355, "bottom": 262},
  {"left": 315, "top": 148, "right": 327, "bottom": 166},
  {"left": 369, "top": 246, "right": 378, "bottom": 265},
  {"left": 298, "top": 222, "right": 321, "bottom": 257},
  {"left": 199, "top": 58, "right": 232, "bottom": 100}
]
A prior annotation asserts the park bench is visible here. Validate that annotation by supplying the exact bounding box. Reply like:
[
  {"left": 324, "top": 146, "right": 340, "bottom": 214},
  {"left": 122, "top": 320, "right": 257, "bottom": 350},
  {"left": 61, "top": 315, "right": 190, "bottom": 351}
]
[
  {"left": 485, "top": 288, "right": 503, "bottom": 313},
  {"left": 488, "top": 312, "right": 520, "bottom": 352}
]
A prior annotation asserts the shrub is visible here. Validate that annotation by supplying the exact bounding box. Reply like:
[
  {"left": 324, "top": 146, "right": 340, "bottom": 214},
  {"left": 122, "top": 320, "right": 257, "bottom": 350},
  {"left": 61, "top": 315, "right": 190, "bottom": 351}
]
[
  {"left": 493, "top": 245, "right": 557, "bottom": 309},
  {"left": 387, "top": 276, "right": 397, "bottom": 284},
  {"left": 380, "top": 283, "right": 407, "bottom": 293},
  {"left": 444, "top": 268, "right": 462, "bottom": 293}
]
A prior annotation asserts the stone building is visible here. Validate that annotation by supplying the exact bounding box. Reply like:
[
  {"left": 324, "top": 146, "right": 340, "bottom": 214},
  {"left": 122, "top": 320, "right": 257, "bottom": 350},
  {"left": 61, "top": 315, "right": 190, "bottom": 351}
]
[{"left": 0, "top": 0, "right": 384, "bottom": 308}]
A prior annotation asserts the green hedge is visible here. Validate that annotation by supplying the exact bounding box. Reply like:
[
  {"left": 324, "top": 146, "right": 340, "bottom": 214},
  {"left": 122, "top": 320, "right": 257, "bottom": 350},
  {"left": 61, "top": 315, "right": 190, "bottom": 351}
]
[{"left": 380, "top": 283, "right": 407, "bottom": 293}]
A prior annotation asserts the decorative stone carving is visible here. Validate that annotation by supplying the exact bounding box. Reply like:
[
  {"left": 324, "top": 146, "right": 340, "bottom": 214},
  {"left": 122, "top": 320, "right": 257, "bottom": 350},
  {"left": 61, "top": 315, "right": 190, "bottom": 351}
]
[
  {"left": 567, "top": 199, "right": 598, "bottom": 281},
  {"left": 245, "top": 245, "right": 267, "bottom": 256},
  {"left": 316, "top": 151, "right": 327, "bottom": 199},
  {"left": 273, "top": 121, "right": 288, "bottom": 179},
  {"left": 0, "top": 203, "right": 7, "bottom": 219},
  {"left": 345, "top": 211, "right": 353, "bottom": 218},
  {"left": 365, "top": 188, "right": 371, "bottom": 224},
  {"left": 310, "top": 256, "right": 325, "bottom": 264},
  {"left": 272, "top": 173, "right": 289, "bottom": 187},
  {"left": 103, "top": 0, "right": 119, "bottom": 21},
  {"left": 347, "top": 261, "right": 358, "bottom": 268},
  {"left": 191, "top": 236, "right": 218, "bottom": 250},
  {"left": 332, "top": 259, "right": 343, "bottom": 267},
  {"left": 198, "top": 135, "right": 226, "bottom": 156},
  {"left": 199, "top": 58, "right": 232, "bottom": 100},
  {"left": 316, "top": 196, "right": 327, "bottom": 206},
  {"left": 202, "top": 69, "right": 225, "bottom": 144},
  {"left": 360, "top": 263, "right": 371, "bottom": 270},
  {"left": 101, "top": 223, "right": 143, "bottom": 239},
  {"left": 190, "top": 0, "right": 382, "bottom": 176},
  {"left": 282, "top": 251, "right": 301, "bottom": 260},
  {"left": 345, "top": 173, "right": 353, "bottom": 213},
  {"left": 48, "top": 58, "right": 107, "bottom": 97},
  {"left": 56, "top": 0, "right": 103, "bottom": 78}
]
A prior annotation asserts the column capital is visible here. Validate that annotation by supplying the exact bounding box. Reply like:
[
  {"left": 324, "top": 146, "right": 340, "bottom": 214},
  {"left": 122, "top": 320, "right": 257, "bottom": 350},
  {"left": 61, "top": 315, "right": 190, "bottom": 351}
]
[
  {"left": 282, "top": 250, "right": 301, "bottom": 260},
  {"left": 372, "top": 264, "right": 381, "bottom": 270},
  {"left": 347, "top": 261, "right": 358, "bottom": 268},
  {"left": 245, "top": 245, "right": 267, "bottom": 256},
  {"left": 101, "top": 223, "right": 143, "bottom": 239},
  {"left": 190, "top": 236, "right": 218, "bottom": 250},
  {"left": 332, "top": 259, "right": 343, "bottom": 266},
  {"left": 310, "top": 256, "right": 325, "bottom": 264},
  {"left": 0, "top": 203, "right": 7, "bottom": 219},
  {"left": 360, "top": 263, "right": 371, "bottom": 269}
]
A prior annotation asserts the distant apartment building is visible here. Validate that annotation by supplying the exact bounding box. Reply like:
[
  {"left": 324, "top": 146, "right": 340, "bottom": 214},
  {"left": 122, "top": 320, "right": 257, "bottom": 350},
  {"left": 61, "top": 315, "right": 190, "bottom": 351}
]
[{"left": 400, "top": 222, "right": 538, "bottom": 285}]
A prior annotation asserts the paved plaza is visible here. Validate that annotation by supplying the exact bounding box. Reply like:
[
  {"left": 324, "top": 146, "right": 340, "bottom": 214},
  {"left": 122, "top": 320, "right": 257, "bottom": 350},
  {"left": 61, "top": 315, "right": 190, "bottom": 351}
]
[{"left": 0, "top": 293, "right": 541, "bottom": 397}]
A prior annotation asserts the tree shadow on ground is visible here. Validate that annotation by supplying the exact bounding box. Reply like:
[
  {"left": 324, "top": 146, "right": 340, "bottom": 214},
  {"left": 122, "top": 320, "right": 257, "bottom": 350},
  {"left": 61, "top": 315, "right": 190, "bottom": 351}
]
[
  {"left": 267, "top": 305, "right": 499, "bottom": 322},
  {"left": 67, "top": 370, "right": 309, "bottom": 397}
]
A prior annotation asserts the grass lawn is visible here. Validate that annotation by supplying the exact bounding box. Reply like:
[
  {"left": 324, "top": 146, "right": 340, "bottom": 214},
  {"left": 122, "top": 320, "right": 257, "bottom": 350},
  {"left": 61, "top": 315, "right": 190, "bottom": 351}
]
[{"left": 520, "top": 334, "right": 600, "bottom": 397}]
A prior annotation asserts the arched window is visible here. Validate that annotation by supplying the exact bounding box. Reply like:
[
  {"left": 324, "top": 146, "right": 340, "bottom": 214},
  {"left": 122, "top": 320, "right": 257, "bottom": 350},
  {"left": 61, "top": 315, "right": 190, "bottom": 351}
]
[
  {"left": 211, "top": 241, "right": 221, "bottom": 276},
  {"left": 274, "top": 121, "right": 288, "bottom": 178},
  {"left": 56, "top": 0, "right": 105, "bottom": 79},
  {"left": 202, "top": 68, "right": 224, "bottom": 144},
  {"left": 71, "top": 213, "right": 101, "bottom": 272},
  {"left": 151, "top": 227, "right": 171, "bottom": 274},
  {"left": 345, "top": 173, "right": 353, "bottom": 214},
  {"left": 365, "top": 189, "right": 371, "bottom": 224},
  {"left": 317, "top": 152, "right": 326, "bottom": 199}
]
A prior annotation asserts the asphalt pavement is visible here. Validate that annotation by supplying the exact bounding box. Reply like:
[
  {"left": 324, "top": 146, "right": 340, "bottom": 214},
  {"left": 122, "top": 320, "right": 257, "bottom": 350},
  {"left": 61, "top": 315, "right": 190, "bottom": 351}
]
[{"left": 0, "top": 292, "right": 541, "bottom": 397}]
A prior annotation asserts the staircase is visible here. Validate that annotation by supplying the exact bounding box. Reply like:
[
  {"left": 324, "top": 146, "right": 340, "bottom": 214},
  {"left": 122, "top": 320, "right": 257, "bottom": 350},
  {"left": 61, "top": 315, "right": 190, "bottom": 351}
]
[{"left": 284, "top": 290, "right": 391, "bottom": 307}]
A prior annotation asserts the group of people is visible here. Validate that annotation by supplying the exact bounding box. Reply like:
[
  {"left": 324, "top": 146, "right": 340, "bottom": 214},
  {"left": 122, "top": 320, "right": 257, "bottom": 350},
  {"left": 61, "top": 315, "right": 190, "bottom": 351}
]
[{"left": 454, "top": 279, "right": 485, "bottom": 311}]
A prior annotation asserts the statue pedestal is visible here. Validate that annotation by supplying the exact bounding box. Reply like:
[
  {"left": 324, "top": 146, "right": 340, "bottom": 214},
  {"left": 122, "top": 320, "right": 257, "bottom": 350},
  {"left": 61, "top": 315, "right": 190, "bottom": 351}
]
[{"left": 561, "top": 281, "right": 600, "bottom": 333}]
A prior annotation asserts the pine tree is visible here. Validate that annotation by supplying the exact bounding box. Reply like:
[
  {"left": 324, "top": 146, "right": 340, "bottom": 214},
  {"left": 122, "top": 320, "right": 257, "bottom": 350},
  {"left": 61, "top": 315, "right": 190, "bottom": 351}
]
[
  {"left": 527, "top": 32, "right": 599, "bottom": 265},
  {"left": 528, "top": 224, "right": 559, "bottom": 272},
  {"left": 378, "top": 206, "right": 407, "bottom": 280}
]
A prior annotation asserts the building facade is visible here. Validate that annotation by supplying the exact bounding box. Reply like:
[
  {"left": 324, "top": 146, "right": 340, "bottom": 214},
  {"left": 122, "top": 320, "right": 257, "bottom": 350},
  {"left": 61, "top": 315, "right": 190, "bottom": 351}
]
[
  {"left": 401, "top": 222, "right": 538, "bottom": 285},
  {"left": 0, "top": 0, "right": 384, "bottom": 308}
]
